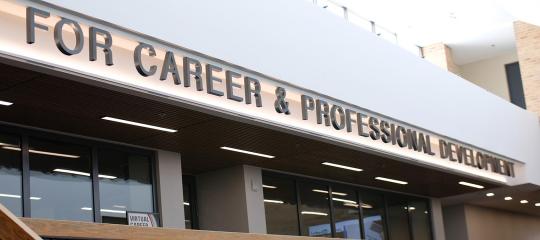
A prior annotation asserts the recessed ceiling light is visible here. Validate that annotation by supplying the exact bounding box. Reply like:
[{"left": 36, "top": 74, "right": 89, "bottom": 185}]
[
  {"left": 321, "top": 162, "right": 363, "bottom": 172},
  {"left": 262, "top": 184, "right": 277, "bottom": 189},
  {"left": 375, "top": 177, "right": 408, "bottom": 185},
  {"left": 459, "top": 181, "right": 484, "bottom": 189},
  {"left": 101, "top": 116, "right": 177, "bottom": 133},
  {"left": 264, "top": 199, "right": 284, "bottom": 204},
  {"left": 486, "top": 193, "right": 495, "bottom": 197},
  {"left": 0, "top": 100, "right": 13, "bottom": 106},
  {"left": 504, "top": 196, "right": 512, "bottom": 201},
  {"left": 520, "top": 200, "right": 528, "bottom": 204},
  {"left": 220, "top": 146, "right": 275, "bottom": 159}
]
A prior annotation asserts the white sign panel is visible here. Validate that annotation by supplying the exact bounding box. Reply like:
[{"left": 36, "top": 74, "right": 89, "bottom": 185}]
[
  {"left": 0, "top": 0, "right": 522, "bottom": 184},
  {"left": 127, "top": 212, "right": 157, "bottom": 228}
]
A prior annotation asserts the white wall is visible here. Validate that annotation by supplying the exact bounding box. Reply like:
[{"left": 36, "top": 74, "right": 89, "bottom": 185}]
[
  {"left": 196, "top": 165, "right": 266, "bottom": 233},
  {"left": 460, "top": 51, "right": 518, "bottom": 101},
  {"left": 156, "top": 150, "right": 185, "bottom": 229},
  {"left": 41, "top": 0, "right": 540, "bottom": 185}
]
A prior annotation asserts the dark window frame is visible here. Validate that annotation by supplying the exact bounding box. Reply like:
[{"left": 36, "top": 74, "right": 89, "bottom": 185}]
[
  {"left": 182, "top": 175, "right": 199, "bottom": 229},
  {"left": 262, "top": 170, "right": 433, "bottom": 240},
  {"left": 0, "top": 124, "right": 159, "bottom": 225}
]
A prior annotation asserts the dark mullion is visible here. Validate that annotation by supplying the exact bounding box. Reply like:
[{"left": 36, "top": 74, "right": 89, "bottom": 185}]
[
  {"left": 427, "top": 200, "right": 435, "bottom": 240},
  {"left": 328, "top": 185, "right": 336, "bottom": 237},
  {"left": 295, "top": 180, "right": 303, "bottom": 236},
  {"left": 357, "top": 191, "right": 366, "bottom": 240},
  {"left": 149, "top": 151, "right": 161, "bottom": 227},
  {"left": 91, "top": 147, "right": 101, "bottom": 223},
  {"left": 383, "top": 195, "right": 391, "bottom": 240},
  {"left": 21, "top": 135, "right": 30, "bottom": 217},
  {"left": 406, "top": 200, "right": 414, "bottom": 240}
]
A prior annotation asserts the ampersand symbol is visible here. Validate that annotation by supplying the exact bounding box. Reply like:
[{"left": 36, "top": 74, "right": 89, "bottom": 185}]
[{"left": 274, "top": 87, "right": 290, "bottom": 115}]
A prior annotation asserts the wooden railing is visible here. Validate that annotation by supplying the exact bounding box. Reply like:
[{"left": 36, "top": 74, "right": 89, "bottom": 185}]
[
  {"left": 0, "top": 203, "right": 42, "bottom": 240},
  {"left": 0, "top": 203, "right": 331, "bottom": 240}
]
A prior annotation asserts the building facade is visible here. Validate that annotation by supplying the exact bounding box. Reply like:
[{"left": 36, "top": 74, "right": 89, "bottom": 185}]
[{"left": 0, "top": 0, "right": 539, "bottom": 240}]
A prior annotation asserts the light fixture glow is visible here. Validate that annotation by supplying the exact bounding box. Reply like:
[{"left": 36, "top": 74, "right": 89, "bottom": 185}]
[
  {"left": 220, "top": 146, "right": 274, "bottom": 159},
  {"left": 535, "top": 203, "right": 540, "bottom": 207},
  {"left": 301, "top": 211, "right": 328, "bottom": 216},
  {"left": 332, "top": 198, "right": 357, "bottom": 204},
  {"left": 520, "top": 200, "right": 528, "bottom": 204},
  {"left": 504, "top": 196, "right": 512, "bottom": 201},
  {"left": 321, "top": 162, "right": 363, "bottom": 172},
  {"left": 183, "top": 202, "right": 190, "bottom": 206},
  {"left": 81, "top": 207, "right": 126, "bottom": 214},
  {"left": 29, "top": 149, "right": 80, "bottom": 159},
  {"left": 262, "top": 185, "right": 277, "bottom": 189},
  {"left": 264, "top": 199, "right": 284, "bottom": 204},
  {"left": 2, "top": 146, "right": 80, "bottom": 159},
  {"left": 486, "top": 193, "right": 495, "bottom": 197},
  {"left": 53, "top": 169, "right": 117, "bottom": 179},
  {"left": 459, "top": 181, "right": 484, "bottom": 189},
  {"left": 101, "top": 116, "right": 177, "bottom": 133},
  {"left": 0, "top": 100, "right": 13, "bottom": 106},
  {"left": 343, "top": 203, "right": 373, "bottom": 209},
  {"left": 375, "top": 177, "right": 408, "bottom": 185},
  {"left": 98, "top": 174, "right": 118, "bottom": 179},
  {"left": 0, "top": 194, "right": 40, "bottom": 200},
  {"left": 54, "top": 169, "right": 90, "bottom": 176},
  {"left": 312, "top": 189, "right": 347, "bottom": 196}
]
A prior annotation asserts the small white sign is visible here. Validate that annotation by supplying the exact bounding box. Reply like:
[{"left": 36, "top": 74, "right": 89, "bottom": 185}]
[{"left": 127, "top": 212, "right": 157, "bottom": 227}]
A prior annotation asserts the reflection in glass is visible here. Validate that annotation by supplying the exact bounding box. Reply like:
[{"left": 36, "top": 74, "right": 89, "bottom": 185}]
[
  {"left": 29, "top": 139, "right": 93, "bottom": 221},
  {"left": 98, "top": 148, "right": 153, "bottom": 224},
  {"left": 386, "top": 195, "right": 411, "bottom": 240},
  {"left": 0, "top": 134, "right": 22, "bottom": 216},
  {"left": 331, "top": 186, "right": 361, "bottom": 239},
  {"left": 262, "top": 174, "right": 299, "bottom": 235},
  {"left": 360, "top": 191, "right": 386, "bottom": 240},
  {"left": 410, "top": 200, "right": 432, "bottom": 240},
  {"left": 299, "top": 182, "right": 332, "bottom": 238}
]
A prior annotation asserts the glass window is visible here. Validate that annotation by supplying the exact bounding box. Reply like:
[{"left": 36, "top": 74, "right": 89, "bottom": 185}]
[
  {"left": 183, "top": 176, "right": 197, "bottom": 229},
  {"left": 331, "top": 186, "right": 361, "bottom": 239},
  {"left": 0, "top": 134, "right": 22, "bottom": 216},
  {"left": 29, "top": 138, "right": 93, "bottom": 221},
  {"left": 360, "top": 191, "right": 387, "bottom": 240},
  {"left": 299, "top": 182, "right": 332, "bottom": 238},
  {"left": 98, "top": 148, "right": 154, "bottom": 224},
  {"left": 386, "top": 195, "right": 411, "bottom": 240},
  {"left": 183, "top": 182, "right": 192, "bottom": 229},
  {"left": 262, "top": 173, "right": 299, "bottom": 236},
  {"left": 409, "top": 200, "right": 432, "bottom": 240}
]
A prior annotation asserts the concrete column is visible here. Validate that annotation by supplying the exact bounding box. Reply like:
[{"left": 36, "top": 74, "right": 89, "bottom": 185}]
[
  {"left": 196, "top": 165, "right": 266, "bottom": 233},
  {"left": 430, "top": 199, "right": 446, "bottom": 240},
  {"left": 514, "top": 21, "right": 540, "bottom": 115},
  {"left": 156, "top": 150, "right": 185, "bottom": 229},
  {"left": 422, "top": 42, "right": 461, "bottom": 76},
  {"left": 442, "top": 204, "right": 469, "bottom": 240}
]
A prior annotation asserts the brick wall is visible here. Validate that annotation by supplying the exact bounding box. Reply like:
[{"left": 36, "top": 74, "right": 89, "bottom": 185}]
[
  {"left": 514, "top": 21, "right": 540, "bottom": 115},
  {"left": 422, "top": 42, "right": 461, "bottom": 76}
]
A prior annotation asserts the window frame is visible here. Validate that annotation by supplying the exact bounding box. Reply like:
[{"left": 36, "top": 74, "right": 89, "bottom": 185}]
[
  {"left": 262, "top": 171, "right": 434, "bottom": 240},
  {"left": 0, "top": 124, "right": 159, "bottom": 225}
]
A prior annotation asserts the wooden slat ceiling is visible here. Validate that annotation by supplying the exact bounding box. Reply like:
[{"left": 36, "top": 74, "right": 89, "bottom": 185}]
[{"left": 0, "top": 62, "right": 500, "bottom": 197}]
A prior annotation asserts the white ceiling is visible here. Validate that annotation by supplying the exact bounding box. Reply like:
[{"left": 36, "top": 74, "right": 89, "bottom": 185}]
[{"left": 332, "top": 0, "right": 540, "bottom": 65}]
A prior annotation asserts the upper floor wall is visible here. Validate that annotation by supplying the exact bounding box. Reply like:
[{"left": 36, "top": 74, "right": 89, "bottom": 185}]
[{"left": 40, "top": 0, "right": 540, "bottom": 185}]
